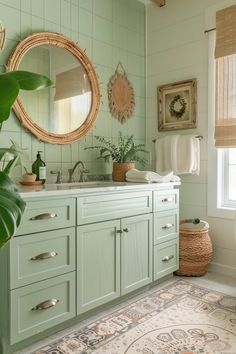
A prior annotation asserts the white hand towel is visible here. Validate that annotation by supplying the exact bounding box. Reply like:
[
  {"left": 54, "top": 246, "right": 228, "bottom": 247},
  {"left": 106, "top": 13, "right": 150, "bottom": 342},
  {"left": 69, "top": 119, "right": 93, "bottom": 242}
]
[
  {"left": 156, "top": 135, "right": 179, "bottom": 173},
  {"left": 155, "top": 134, "right": 200, "bottom": 175}
]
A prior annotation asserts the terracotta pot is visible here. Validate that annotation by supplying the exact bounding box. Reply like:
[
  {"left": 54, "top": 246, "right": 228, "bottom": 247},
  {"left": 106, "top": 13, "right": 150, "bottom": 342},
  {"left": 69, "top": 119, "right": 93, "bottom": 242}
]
[{"left": 112, "top": 162, "right": 135, "bottom": 182}]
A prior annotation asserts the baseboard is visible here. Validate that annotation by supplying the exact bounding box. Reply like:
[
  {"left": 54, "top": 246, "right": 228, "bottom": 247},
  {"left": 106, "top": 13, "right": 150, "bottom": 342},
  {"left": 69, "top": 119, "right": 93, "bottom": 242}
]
[{"left": 208, "top": 262, "right": 236, "bottom": 278}]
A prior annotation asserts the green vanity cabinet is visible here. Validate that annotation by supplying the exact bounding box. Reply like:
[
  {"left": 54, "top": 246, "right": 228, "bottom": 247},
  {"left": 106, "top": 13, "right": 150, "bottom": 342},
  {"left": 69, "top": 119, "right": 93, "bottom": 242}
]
[
  {"left": 0, "top": 184, "right": 180, "bottom": 354},
  {"left": 77, "top": 213, "right": 153, "bottom": 314}
]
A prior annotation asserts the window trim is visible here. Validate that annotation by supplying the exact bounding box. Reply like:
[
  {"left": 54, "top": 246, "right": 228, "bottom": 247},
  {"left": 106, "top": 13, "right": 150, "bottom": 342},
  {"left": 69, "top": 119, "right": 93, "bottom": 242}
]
[{"left": 207, "top": 31, "right": 235, "bottom": 219}]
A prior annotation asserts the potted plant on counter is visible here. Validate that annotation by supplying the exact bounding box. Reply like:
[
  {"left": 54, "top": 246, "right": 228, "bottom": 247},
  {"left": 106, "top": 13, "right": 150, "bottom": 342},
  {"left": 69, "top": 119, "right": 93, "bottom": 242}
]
[
  {"left": 85, "top": 132, "right": 148, "bottom": 181},
  {"left": 0, "top": 70, "right": 52, "bottom": 248}
]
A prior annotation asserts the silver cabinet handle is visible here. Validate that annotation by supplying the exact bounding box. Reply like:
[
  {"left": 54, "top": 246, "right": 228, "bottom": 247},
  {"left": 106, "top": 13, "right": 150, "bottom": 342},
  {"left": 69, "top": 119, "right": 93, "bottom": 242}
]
[
  {"left": 30, "top": 212, "right": 57, "bottom": 220},
  {"left": 162, "top": 255, "right": 174, "bottom": 262},
  {"left": 30, "top": 251, "right": 58, "bottom": 261},
  {"left": 162, "top": 223, "right": 174, "bottom": 229},
  {"left": 31, "top": 298, "right": 59, "bottom": 311},
  {"left": 123, "top": 228, "right": 129, "bottom": 232},
  {"left": 161, "top": 197, "right": 174, "bottom": 203}
]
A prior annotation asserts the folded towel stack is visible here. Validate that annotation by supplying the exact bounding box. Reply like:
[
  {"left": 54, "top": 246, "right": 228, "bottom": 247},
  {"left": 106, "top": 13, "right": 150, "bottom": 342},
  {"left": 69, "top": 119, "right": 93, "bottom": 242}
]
[{"left": 126, "top": 169, "right": 180, "bottom": 183}]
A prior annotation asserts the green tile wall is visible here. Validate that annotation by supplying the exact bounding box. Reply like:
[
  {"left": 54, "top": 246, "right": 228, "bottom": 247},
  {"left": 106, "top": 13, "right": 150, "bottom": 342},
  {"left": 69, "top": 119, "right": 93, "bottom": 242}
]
[{"left": 0, "top": 0, "right": 146, "bottom": 182}]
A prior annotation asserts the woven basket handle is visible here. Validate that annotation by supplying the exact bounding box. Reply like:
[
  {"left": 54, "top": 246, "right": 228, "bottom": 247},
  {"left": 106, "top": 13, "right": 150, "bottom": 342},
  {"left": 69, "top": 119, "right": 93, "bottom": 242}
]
[
  {"left": 180, "top": 218, "right": 209, "bottom": 229},
  {"left": 180, "top": 218, "right": 200, "bottom": 225}
]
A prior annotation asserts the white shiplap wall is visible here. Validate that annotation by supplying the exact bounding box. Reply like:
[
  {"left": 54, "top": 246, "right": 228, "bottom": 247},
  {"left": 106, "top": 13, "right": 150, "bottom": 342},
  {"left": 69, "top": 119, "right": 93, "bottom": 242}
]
[{"left": 146, "top": 0, "right": 236, "bottom": 277}]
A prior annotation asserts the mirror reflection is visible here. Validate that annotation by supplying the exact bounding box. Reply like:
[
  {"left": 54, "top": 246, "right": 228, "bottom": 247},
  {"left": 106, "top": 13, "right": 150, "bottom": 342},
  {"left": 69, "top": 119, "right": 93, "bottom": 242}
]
[
  {"left": 7, "top": 32, "right": 100, "bottom": 144},
  {"left": 19, "top": 45, "right": 92, "bottom": 135}
]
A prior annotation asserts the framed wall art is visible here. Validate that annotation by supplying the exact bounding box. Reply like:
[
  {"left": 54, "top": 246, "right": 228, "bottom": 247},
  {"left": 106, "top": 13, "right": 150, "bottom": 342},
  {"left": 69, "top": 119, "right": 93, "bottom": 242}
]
[{"left": 157, "top": 78, "right": 197, "bottom": 131}]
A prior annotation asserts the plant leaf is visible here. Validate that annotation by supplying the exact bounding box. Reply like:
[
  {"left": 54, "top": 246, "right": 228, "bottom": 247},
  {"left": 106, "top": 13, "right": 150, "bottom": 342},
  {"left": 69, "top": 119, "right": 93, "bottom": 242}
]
[
  {"left": 0, "top": 172, "right": 26, "bottom": 248},
  {"left": 84, "top": 132, "right": 149, "bottom": 164},
  {"left": 0, "top": 71, "right": 52, "bottom": 125},
  {"left": 3, "top": 71, "right": 53, "bottom": 90},
  {"left": 0, "top": 75, "right": 19, "bottom": 123}
]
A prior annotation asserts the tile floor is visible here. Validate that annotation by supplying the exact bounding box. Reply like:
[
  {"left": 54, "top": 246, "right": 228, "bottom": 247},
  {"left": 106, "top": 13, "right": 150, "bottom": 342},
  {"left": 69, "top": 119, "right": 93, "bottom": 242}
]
[{"left": 14, "top": 272, "right": 236, "bottom": 354}]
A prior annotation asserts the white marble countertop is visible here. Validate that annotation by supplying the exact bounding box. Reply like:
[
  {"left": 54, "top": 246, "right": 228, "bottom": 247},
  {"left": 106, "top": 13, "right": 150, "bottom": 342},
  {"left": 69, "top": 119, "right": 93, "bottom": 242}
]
[{"left": 17, "top": 180, "right": 181, "bottom": 199}]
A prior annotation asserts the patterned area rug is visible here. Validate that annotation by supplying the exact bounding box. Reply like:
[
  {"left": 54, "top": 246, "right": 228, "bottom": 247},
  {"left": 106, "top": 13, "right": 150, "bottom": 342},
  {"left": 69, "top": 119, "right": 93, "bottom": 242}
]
[{"left": 33, "top": 280, "right": 236, "bottom": 354}]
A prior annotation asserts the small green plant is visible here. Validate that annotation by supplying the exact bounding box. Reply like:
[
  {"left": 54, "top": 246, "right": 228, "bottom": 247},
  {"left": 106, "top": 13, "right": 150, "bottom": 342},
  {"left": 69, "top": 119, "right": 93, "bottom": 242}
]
[
  {"left": 0, "top": 140, "right": 31, "bottom": 176},
  {"left": 85, "top": 132, "right": 148, "bottom": 165}
]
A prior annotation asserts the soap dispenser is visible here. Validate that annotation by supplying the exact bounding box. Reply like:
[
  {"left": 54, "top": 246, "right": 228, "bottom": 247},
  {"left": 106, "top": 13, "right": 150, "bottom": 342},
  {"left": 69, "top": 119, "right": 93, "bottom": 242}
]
[{"left": 32, "top": 151, "right": 46, "bottom": 184}]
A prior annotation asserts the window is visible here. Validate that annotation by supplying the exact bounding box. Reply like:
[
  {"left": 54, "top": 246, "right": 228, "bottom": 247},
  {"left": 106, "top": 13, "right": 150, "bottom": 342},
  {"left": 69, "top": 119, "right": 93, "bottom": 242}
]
[
  {"left": 207, "top": 5, "right": 236, "bottom": 218},
  {"left": 220, "top": 148, "right": 236, "bottom": 208}
]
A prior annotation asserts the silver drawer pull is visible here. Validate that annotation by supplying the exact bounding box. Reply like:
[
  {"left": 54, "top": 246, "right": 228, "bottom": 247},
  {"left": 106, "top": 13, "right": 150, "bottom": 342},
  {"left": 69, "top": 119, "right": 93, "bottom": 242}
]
[
  {"left": 162, "top": 197, "right": 174, "bottom": 203},
  {"left": 31, "top": 298, "right": 59, "bottom": 311},
  {"left": 30, "top": 212, "right": 57, "bottom": 220},
  {"left": 162, "top": 223, "right": 174, "bottom": 229},
  {"left": 123, "top": 228, "right": 129, "bottom": 232},
  {"left": 30, "top": 251, "right": 58, "bottom": 261},
  {"left": 162, "top": 255, "right": 174, "bottom": 262}
]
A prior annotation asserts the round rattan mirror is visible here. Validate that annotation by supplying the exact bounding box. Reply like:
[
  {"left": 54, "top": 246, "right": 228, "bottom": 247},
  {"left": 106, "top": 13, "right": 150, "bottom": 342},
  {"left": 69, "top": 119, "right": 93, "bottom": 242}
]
[{"left": 7, "top": 32, "right": 100, "bottom": 144}]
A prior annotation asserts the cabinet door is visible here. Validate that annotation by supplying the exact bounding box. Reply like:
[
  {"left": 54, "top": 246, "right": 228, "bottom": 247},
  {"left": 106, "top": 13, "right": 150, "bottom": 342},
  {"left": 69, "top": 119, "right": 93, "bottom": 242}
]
[
  {"left": 16, "top": 198, "right": 75, "bottom": 235},
  {"left": 121, "top": 214, "right": 153, "bottom": 295},
  {"left": 153, "top": 209, "right": 179, "bottom": 245},
  {"left": 153, "top": 189, "right": 179, "bottom": 212},
  {"left": 10, "top": 272, "right": 75, "bottom": 344},
  {"left": 153, "top": 238, "right": 179, "bottom": 280},
  {"left": 10, "top": 228, "right": 75, "bottom": 289},
  {"left": 77, "top": 220, "right": 120, "bottom": 314}
]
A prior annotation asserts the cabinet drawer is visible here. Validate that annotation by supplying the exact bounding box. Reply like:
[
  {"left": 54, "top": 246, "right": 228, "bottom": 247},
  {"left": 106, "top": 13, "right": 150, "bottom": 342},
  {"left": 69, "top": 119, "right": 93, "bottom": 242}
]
[
  {"left": 153, "top": 209, "right": 179, "bottom": 244},
  {"left": 10, "top": 272, "right": 75, "bottom": 344},
  {"left": 77, "top": 191, "right": 152, "bottom": 225},
  {"left": 153, "top": 238, "right": 179, "bottom": 280},
  {"left": 10, "top": 228, "right": 75, "bottom": 289},
  {"left": 153, "top": 189, "right": 179, "bottom": 212},
  {"left": 16, "top": 198, "right": 75, "bottom": 235}
]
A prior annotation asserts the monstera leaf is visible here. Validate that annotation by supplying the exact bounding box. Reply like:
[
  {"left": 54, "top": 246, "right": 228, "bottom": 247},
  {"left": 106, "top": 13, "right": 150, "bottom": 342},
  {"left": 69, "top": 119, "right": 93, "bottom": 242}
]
[
  {"left": 0, "top": 172, "right": 26, "bottom": 248},
  {"left": 0, "top": 71, "right": 52, "bottom": 128},
  {"left": 0, "top": 70, "right": 52, "bottom": 248}
]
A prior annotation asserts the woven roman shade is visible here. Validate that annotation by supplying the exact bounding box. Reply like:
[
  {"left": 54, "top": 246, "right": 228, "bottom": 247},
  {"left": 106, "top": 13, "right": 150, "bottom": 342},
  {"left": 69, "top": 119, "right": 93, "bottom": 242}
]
[{"left": 215, "top": 5, "right": 236, "bottom": 148}]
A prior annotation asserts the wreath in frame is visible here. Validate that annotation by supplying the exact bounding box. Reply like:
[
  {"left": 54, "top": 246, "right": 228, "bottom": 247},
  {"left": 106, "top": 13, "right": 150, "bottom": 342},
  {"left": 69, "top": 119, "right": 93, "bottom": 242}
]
[
  {"left": 107, "top": 62, "right": 135, "bottom": 124},
  {"left": 169, "top": 94, "right": 187, "bottom": 119}
]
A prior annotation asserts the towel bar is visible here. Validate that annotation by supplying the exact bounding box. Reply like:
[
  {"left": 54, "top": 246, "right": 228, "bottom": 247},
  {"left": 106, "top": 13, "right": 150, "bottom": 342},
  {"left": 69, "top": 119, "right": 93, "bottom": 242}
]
[{"left": 152, "top": 135, "right": 203, "bottom": 143}]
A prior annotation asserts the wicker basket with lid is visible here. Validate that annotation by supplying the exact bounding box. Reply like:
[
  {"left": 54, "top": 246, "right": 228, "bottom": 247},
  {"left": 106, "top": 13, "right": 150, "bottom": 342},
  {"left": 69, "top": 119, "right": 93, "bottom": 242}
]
[{"left": 175, "top": 218, "right": 213, "bottom": 276}]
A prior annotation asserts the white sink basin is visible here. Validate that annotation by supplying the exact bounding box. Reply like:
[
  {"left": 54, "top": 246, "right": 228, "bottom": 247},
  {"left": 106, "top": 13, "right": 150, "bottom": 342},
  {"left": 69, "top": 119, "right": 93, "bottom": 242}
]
[{"left": 45, "top": 181, "right": 127, "bottom": 190}]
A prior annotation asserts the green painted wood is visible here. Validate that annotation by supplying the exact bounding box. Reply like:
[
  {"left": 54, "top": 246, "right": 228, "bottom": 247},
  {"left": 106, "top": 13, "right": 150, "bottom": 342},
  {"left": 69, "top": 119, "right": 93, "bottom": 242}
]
[
  {"left": 153, "top": 209, "right": 179, "bottom": 245},
  {"left": 121, "top": 214, "right": 153, "bottom": 295},
  {"left": 153, "top": 238, "right": 179, "bottom": 280},
  {"left": 153, "top": 189, "right": 179, "bottom": 212},
  {"left": 77, "top": 220, "right": 121, "bottom": 314},
  {"left": 10, "top": 228, "right": 75, "bottom": 289},
  {"left": 16, "top": 198, "right": 75, "bottom": 235},
  {"left": 10, "top": 272, "right": 75, "bottom": 344},
  {"left": 0, "top": 187, "right": 180, "bottom": 354},
  {"left": 0, "top": 243, "right": 10, "bottom": 354},
  {"left": 77, "top": 191, "right": 152, "bottom": 225}
]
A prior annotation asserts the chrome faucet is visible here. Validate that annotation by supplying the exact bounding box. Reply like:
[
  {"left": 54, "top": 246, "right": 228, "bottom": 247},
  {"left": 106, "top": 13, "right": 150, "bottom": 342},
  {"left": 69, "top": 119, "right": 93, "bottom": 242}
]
[{"left": 68, "top": 160, "right": 89, "bottom": 183}]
